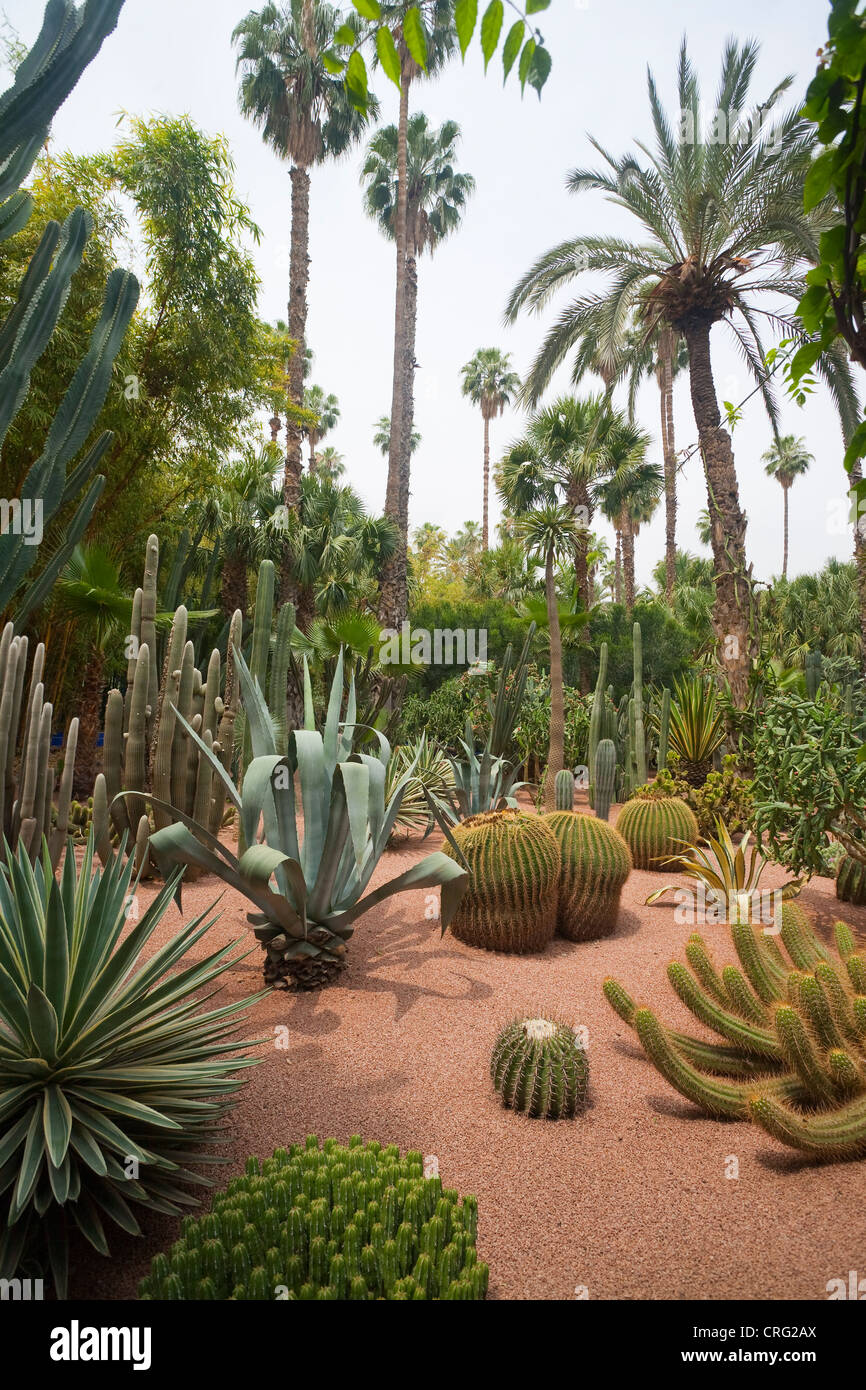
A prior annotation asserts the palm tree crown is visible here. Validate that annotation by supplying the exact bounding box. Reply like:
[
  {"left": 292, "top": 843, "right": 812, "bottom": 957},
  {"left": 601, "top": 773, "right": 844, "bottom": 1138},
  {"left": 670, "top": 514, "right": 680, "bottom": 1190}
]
[
  {"left": 461, "top": 348, "right": 521, "bottom": 549},
  {"left": 361, "top": 113, "right": 475, "bottom": 259}
]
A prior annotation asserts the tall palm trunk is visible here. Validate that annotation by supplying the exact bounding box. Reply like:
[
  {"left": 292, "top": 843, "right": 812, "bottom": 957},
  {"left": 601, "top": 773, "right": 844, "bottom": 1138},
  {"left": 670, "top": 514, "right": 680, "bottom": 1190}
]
[
  {"left": 481, "top": 412, "right": 491, "bottom": 549},
  {"left": 622, "top": 511, "right": 636, "bottom": 611},
  {"left": 378, "top": 62, "right": 413, "bottom": 630},
  {"left": 220, "top": 554, "right": 248, "bottom": 623},
  {"left": 396, "top": 250, "right": 418, "bottom": 583},
  {"left": 283, "top": 161, "right": 311, "bottom": 600},
  {"left": 657, "top": 325, "right": 678, "bottom": 601},
  {"left": 544, "top": 545, "right": 564, "bottom": 811},
  {"left": 850, "top": 461, "right": 866, "bottom": 675},
  {"left": 614, "top": 532, "right": 623, "bottom": 605},
  {"left": 781, "top": 482, "right": 790, "bottom": 579},
  {"left": 682, "top": 319, "right": 754, "bottom": 705}
]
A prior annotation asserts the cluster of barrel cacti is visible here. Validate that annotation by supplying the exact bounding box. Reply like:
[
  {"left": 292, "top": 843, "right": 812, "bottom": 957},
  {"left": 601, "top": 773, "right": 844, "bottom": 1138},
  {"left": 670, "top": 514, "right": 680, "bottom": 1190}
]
[
  {"left": 491, "top": 1016, "right": 589, "bottom": 1120},
  {"left": 616, "top": 795, "right": 699, "bottom": 869},
  {"left": 0, "top": 622, "right": 77, "bottom": 869},
  {"left": 587, "top": 628, "right": 671, "bottom": 816},
  {"left": 138, "top": 1136, "right": 488, "bottom": 1300},
  {"left": 443, "top": 808, "right": 560, "bottom": 952},
  {"left": 604, "top": 901, "right": 866, "bottom": 1160},
  {"left": 542, "top": 811, "right": 632, "bottom": 941}
]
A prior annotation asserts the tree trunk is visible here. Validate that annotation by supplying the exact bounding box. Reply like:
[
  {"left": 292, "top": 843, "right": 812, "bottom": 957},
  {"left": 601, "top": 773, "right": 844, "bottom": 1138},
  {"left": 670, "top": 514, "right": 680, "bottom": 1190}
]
[
  {"left": 482, "top": 413, "right": 490, "bottom": 550},
  {"left": 682, "top": 319, "right": 754, "bottom": 706},
  {"left": 296, "top": 584, "right": 316, "bottom": 635},
  {"left": 73, "top": 647, "right": 106, "bottom": 798},
  {"left": 658, "top": 325, "right": 678, "bottom": 602},
  {"left": 782, "top": 482, "right": 790, "bottom": 579},
  {"left": 378, "top": 65, "right": 413, "bottom": 631},
  {"left": 220, "top": 554, "right": 248, "bottom": 623},
  {"left": 544, "top": 546, "right": 564, "bottom": 811},
  {"left": 308, "top": 429, "right": 319, "bottom": 475},
  {"left": 614, "top": 532, "right": 622, "bottom": 605},
  {"left": 851, "top": 462, "right": 866, "bottom": 675},
  {"left": 282, "top": 162, "right": 311, "bottom": 601},
  {"left": 622, "top": 512, "right": 636, "bottom": 611}
]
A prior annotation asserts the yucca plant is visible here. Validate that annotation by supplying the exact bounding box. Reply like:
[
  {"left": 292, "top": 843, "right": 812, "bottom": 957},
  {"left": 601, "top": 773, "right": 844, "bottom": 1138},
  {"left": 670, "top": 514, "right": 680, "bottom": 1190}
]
[
  {"left": 145, "top": 649, "right": 468, "bottom": 991},
  {"left": 646, "top": 819, "right": 800, "bottom": 923},
  {"left": 386, "top": 735, "right": 455, "bottom": 837},
  {"left": 668, "top": 676, "right": 725, "bottom": 786},
  {"left": 0, "top": 833, "right": 262, "bottom": 1297}
]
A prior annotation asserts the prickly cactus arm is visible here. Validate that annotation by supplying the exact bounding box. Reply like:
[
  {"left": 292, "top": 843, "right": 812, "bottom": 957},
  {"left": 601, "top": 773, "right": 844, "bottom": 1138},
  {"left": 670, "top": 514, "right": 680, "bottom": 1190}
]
[
  {"left": 150, "top": 605, "right": 187, "bottom": 776},
  {"left": 772, "top": 1004, "right": 837, "bottom": 1102},
  {"left": 103, "top": 687, "right": 127, "bottom": 836},
  {"left": 731, "top": 920, "right": 788, "bottom": 1001},
  {"left": 780, "top": 900, "right": 833, "bottom": 971},
  {"left": 554, "top": 769, "right": 574, "bottom": 811},
  {"left": 667, "top": 961, "right": 782, "bottom": 1058},
  {"left": 171, "top": 642, "right": 195, "bottom": 813},
  {"left": 141, "top": 535, "right": 159, "bottom": 740},
  {"left": 32, "top": 700, "right": 52, "bottom": 856},
  {"left": 749, "top": 1091, "right": 866, "bottom": 1159},
  {"left": 269, "top": 601, "right": 295, "bottom": 753},
  {"left": 92, "top": 773, "right": 113, "bottom": 867},
  {"left": 123, "top": 642, "right": 149, "bottom": 830},
  {"left": 49, "top": 715, "right": 78, "bottom": 869},
  {"left": 202, "top": 648, "right": 221, "bottom": 740},
  {"left": 17, "top": 678, "right": 44, "bottom": 839},
  {"left": 685, "top": 935, "right": 729, "bottom": 1005},
  {"left": 153, "top": 655, "right": 181, "bottom": 832},
  {"left": 658, "top": 686, "right": 671, "bottom": 771},
  {"left": 123, "top": 587, "right": 142, "bottom": 734},
  {"left": 0, "top": 628, "right": 20, "bottom": 847},
  {"left": 594, "top": 739, "right": 616, "bottom": 820},
  {"left": 587, "top": 641, "right": 608, "bottom": 808}
]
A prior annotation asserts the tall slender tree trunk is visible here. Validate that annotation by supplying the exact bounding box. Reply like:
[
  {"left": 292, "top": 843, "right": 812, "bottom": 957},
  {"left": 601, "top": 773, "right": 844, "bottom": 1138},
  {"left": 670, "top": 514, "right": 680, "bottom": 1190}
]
[
  {"left": 378, "top": 63, "right": 413, "bottom": 630},
  {"left": 614, "top": 533, "right": 623, "bottom": 605},
  {"left": 566, "top": 478, "right": 592, "bottom": 692},
  {"left": 482, "top": 413, "right": 490, "bottom": 550},
  {"left": 850, "top": 462, "right": 866, "bottom": 675},
  {"left": 308, "top": 430, "right": 319, "bottom": 475},
  {"left": 681, "top": 319, "right": 754, "bottom": 706},
  {"left": 396, "top": 251, "right": 418, "bottom": 587},
  {"left": 622, "top": 512, "right": 636, "bottom": 611},
  {"left": 658, "top": 325, "right": 678, "bottom": 601},
  {"left": 282, "top": 162, "right": 311, "bottom": 602},
  {"left": 781, "top": 482, "right": 790, "bottom": 579},
  {"left": 220, "top": 554, "right": 248, "bottom": 623},
  {"left": 544, "top": 546, "right": 565, "bottom": 811}
]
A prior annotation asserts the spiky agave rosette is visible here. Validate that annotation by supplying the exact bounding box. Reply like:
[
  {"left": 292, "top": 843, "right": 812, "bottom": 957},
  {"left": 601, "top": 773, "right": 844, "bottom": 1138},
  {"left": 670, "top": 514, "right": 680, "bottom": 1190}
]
[{"left": 491, "top": 1013, "right": 589, "bottom": 1119}]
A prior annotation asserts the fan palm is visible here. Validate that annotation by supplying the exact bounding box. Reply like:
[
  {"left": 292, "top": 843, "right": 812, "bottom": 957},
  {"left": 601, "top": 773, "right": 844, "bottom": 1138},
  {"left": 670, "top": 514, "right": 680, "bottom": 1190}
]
[
  {"left": 233, "top": 0, "right": 373, "bottom": 544},
  {"left": 316, "top": 445, "right": 345, "bottom": 481},
  {"left": 506, "top": 39, "right": 859, "bottom": 705},
  {"left": 188, "top": 447, "right": 279, "bottom": 620},
  {"left": 362, "top": 108, "right": 474, "bottom": 628},
  {"left": 460, "top": 348, "right": 521, "bottom": 549},
  {"left": 302, "top": 384, "right": 340, "bottom": 472},
  {"left": 762, "top": 435, "right": 813, "bottom": 579},
  {"left": 595, "top": 458, "right": 663, "bottom": 611},
  {"left": 373, "top": 414, "right": 420, "bottom": 458}
]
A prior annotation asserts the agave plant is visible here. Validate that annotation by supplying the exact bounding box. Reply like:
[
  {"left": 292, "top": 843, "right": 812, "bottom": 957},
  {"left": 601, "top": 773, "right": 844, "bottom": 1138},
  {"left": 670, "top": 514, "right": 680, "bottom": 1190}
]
[
  {"left": 646, "top": 818, "right": 800, "bottom": 924},
  {"left": 144, "top": 649, "right": 468, "bottom": 991},
  {"left": 435, "top": 722, "right": 527, "bottom": 826},
  {"left": 0, "top": 834, "right": 262, "bottom": 1296},
  {"left": 386, "top": 734, "right": 455, "bottom": 837},
  {"left": 667, "top": 675, "right": 725, "bottom": 785}
]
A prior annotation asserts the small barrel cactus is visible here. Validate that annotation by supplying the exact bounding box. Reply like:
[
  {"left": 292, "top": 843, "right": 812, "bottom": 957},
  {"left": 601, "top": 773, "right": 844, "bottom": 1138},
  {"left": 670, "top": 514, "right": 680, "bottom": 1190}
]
[
  {"left": 617, "top": 796, "right": 699, "bottom": 869},
  {"left": 442, "top": 808, "right": 559, "bottom": 953},
  {"left": 139, "top": 1136, "right": 488, "bottom": 1301},
  {"left": 491, "top": 1016, "right": 589, "bottom": 1119},
  {"left": 554, "top": 768, "right": 575, "bottom": 811},
  {"left": 836, "top": 853, "right": 866, "bottom": 906},
  {"left": 594, "top": 738, "right": 617, "bottom": 821},
  {"left": 542, "top": 811, "right": 631, "bottom": 941}
]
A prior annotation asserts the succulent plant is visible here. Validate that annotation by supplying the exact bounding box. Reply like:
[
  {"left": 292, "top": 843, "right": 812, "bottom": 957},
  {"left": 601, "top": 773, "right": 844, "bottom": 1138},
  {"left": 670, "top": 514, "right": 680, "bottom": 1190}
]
[
  {"left": 645, "top": 820, "right": 799, "bottom": 921},
  {"left": 604, "top": 900, "right": 866, "bottom": 1160},
  {"left": 542, "top": 811, "right": 631, "bottom": 941},
  {"left": 836, "top": 852, "right": 866, "bottom": 907},
  {"left": 0, "top": 622, "right": 77, "bottom": 870},
  {"left": 616, "top": 795, "right": 699, "bottom": 869},
  {"left": 491, "top": 1016, "right": 589, "bottom": 1119},
  {"left": 441, "top": 808, "right": 559, "bottom": 953},
  {"left": 667, "top": 676, "right": 725, "bottom": 786},
  {"left": 138, "top": 1136, "right": 488, "bottom": 1300},
  {"left": 587, "top": 641, "right": 609, "bottom": 810},
  {"left": 385, "top": 734, "right": 455, "bottom": 837},
  {"left": 593, "top": 738, "right": 616, "bottom": 821},
  {"left": 0, "top": 831, "right": 262, "bottom": 1295},
  {"left": 145, "top": 647, "right": 468, "bottom": 991},
  {"left": 554, "top": 768, "right": 575, "bottom": 811},
  {"left": 657, "top": 685, "right": 671, "bottom": 773}
]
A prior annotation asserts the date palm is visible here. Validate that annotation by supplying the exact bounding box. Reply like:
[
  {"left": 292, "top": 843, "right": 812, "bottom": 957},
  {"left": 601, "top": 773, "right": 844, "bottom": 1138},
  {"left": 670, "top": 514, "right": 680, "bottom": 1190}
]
[
  {"left": 762, "top": 434, "right": 812, "bottom": 579},
  {"left": 362, "top": 108, "right": 473, "bottom": 628},
  {"left": 506, "top": 38, "right": 859, "bottom": 705},
  {"left": 303, "top": 384, "right": 339, "bottom": 472},
  {"left": 460, "top": 348, "right": 521, "bottom": 549},
  {"left": 233, "top": 0, "right": 372, "bottom": 560}
]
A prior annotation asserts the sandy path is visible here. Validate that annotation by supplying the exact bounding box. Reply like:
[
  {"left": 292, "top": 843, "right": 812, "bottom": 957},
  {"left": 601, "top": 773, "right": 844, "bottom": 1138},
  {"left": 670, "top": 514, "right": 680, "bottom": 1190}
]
[{"left": 77, "top": 803, "right": 866, "bottom": 1301}]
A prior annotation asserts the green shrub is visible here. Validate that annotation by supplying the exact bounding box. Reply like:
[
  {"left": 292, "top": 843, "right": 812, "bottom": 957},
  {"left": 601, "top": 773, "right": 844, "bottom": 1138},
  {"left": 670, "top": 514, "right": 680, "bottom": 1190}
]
[
  {"left": 691, "top": 756, "right": 754, "bottom": 839},
  {"left": 588, "top": 602, "right": 694, "bottom": 698}
]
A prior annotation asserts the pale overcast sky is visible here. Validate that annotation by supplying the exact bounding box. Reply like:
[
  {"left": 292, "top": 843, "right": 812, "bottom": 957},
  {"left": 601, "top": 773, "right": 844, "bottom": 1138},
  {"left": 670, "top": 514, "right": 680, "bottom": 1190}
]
[{"left": 4, "top": 0, "right": 853, "bottom": 589}]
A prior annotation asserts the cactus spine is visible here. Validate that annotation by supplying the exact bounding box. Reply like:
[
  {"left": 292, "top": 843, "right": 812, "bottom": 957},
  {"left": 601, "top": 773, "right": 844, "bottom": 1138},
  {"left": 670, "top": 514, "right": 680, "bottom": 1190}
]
[
  {"left": 139, "top": 1137, "right": 487, "bottom": 1301},
  {"left": 491, "top": 1016, "right": 589, "bottom": 1119},
  {"left": 616, "top": 796, "right": 699, "bottom": 869},
  {"left": 554, "top": 768, "right": 574, "bottom": 811},
  {"left": 593, "top": 738, "right": 616, "bottom": 821},
  {"left": 542, "top": 811, "right": 631, "bottom": 941},
  {"left": 442, "top": 808, "right": 559, "bottom": 953}
]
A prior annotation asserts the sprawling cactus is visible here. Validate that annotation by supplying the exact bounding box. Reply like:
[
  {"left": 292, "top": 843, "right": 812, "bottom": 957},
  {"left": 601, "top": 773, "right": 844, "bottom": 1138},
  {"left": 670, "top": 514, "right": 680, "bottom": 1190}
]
[
  {"left": 491, "top": 1016, "right": 589, "bottom": 1119},
  {"left": 604, "top": 902, "right": 866, "bottom": 1160},
  {"left": 442, "top": 808, "right": 559, "bottom": 953},
  {"left": 542, "top": 811, "right": 631, "bottom": 941},
  {"left": 617, "top": 795, "right": 698, "bottom": 869},
  {"left": 554, "top": 768, "right": 574, "bottom": 811},
  {"left": 593, "top": 738, "right": 616, "bottom": 821},
  {"left": 139, "top": 1136, "right": 488, "bottom": 1301}
]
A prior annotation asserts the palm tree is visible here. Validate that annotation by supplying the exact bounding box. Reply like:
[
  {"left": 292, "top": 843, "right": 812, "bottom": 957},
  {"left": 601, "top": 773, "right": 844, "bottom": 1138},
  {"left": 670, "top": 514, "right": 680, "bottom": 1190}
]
[
  {"left": 373, "top": 414, "right": 420, "bottom": 457},
  {"left": 316, "top": 445, "right": 345, "bottom": 481},
  {"left": 513, "top": 503, "right": 578, "bottom": 809},
  {"left": 233, "top": 0, "right": 372, "bottom": 571},
  {"left": 460, "top": 348, "right": 521, "bottom": 549},
  {"left": 362, "top": 109, "right": 474, "bottom": 628},
  {"left": 302, "top": 384, "right": 340, "bottom": 472},
  {"left": 595, "top": 458, "right": 662, "bottom": 611},
  {"left": 56, "top": 546, "right": 132, "bottom": 796},
  {"left": 762, "top": 435, "right": 813, "bottom": 579},
  {"left": 506, "top": 39, "right": 859, "bottom": 705},
  {"left": 188, "top": 447, "right": 278, "bottom": 619}
]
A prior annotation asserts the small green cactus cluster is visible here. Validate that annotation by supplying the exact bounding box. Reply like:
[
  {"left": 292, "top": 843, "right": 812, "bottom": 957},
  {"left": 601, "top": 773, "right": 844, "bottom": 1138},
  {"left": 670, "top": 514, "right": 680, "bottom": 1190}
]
[
  {"left": 491, "top": 1016, "right": 589, "bottom": 1119},
  {"left": 542, "top": 811, "right": 632, "bottom": 941},
  {"left": 138, "top": 1137, "right": 488, "bottom": 1301},
  {"left": 836, "top": 853, "right": 866, "bottom": 907},
  {"left": 0, "top": 622, "right": 77, "bottom": 869},
  {"left": 554, "top": 768, "right": 575, "bottom": 811},
  {"left": 616, "top": 795, "right": 698, "bottom": 869},
  {"left": 604, "top": 901, "right": 866, "bottom": 1160},
  {"left": 443, "top": 808, "right": 560, "bottom": 953},
  {"left": 67, "top": 797, "right": 92, "bottom": 837}
]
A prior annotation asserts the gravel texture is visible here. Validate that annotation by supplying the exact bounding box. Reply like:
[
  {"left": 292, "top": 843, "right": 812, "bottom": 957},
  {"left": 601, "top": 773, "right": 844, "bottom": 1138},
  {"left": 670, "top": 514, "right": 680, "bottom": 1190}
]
[{"left": 76, "top": 799, "right": 866, "bottom": 1301}]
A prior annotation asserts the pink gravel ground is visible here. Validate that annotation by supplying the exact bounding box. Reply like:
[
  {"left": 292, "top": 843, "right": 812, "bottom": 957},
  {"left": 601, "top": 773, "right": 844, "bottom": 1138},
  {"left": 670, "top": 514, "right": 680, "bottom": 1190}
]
[{"left": 78, "top": 800, "right": 866, "bottom": 1301}]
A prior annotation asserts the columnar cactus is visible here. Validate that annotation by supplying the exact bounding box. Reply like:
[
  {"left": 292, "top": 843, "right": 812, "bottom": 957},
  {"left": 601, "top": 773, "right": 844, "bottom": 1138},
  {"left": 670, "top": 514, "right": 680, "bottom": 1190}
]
[
  {"left": 617, "top": 796, "right": 699, "bottom": 869},
  {"left": 554, "top": 768, "right": 575, "bottom": 811},
  {"left": 138, "top": 1137, "right": 488, "bottom": 1301},
  {"left": 836, "top": 853, "right": 866, "bottom": 907},
  {"left": 593, "top": 738, "right": 616, "bottom": 821},
  {"left": 624, "top": 622, "right": 648, "bottom": 795},
  {"left": 604, "top": 902, "right": 866, "bottom": 1160},
  {"left": 491, "top": 1016, "right": 589, "bottom": 1119},
  {"left": 442, "top": 808, "right": 559, "bottom": 953},
  {"left": 657, "top": 686, "right": 671, "bottom": 772},
  {"left": 587, "top": 641, "right": 608, "bottom": 810},
  {"left": 542, "top": 811, "right": 631, "bottom": 941}
]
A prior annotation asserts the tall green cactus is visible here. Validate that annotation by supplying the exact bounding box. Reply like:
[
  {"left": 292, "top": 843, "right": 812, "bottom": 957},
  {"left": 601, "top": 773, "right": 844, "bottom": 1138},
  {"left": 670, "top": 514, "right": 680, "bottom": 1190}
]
[
  {"left": 804, "top": 650, "right": 823, "bottom": 701},
  {"left": 593, "top": 738, "right": 616, "bottom": 821},
  {"left": 587, "top": 641, "right": 608, "bottom": 809},
  {"left": 626, "top": 623, "right": 647, "bottom": 793},
  {"left": 442, "top": 808, "right": 559, "bottom": 954},
  {"left": 554, "top": 768, "right": 575, "bottom": 811},
  {"left": 657, "top": 686, "right": 671, "bottom": 772}
]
